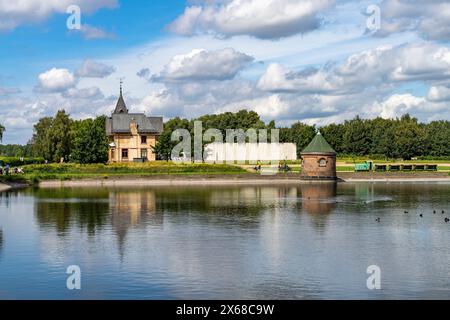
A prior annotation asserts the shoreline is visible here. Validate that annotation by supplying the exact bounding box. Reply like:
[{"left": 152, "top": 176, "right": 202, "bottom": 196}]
[
  {"left": 2, "top": 172, "right": 450, "bottom": 191},
  {"left": 39, "top": 175, "right": 450, "bottom": 188}
]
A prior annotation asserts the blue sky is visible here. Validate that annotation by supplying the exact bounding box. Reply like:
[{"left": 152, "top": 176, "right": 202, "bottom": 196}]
[{"left": 1, "top": 0, "right": 450, "bottom": 144}]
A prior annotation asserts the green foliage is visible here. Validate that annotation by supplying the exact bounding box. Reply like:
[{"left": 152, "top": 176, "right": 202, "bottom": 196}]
[
  {"left": 1, "top": 162, "right": 247, "bottom": 183},
  {"left": 30, "top": 111, "right": 73, "bottom": 162},
  {"left": 425, "top": 120, "right": 450, "bottom": 157},
  {"left": 0, "top": 157, "right": 45, "bottom": 167},
  {"left": 70, "top": 116, "right": 109, "bottom": 164},
  {"left": 280, "top": 122, "right": 316, "bottom": 156},
  {"left": 0, "top": 144, "right": 33, "bottom": 157},
  {"left": 320, "top": 114, "right": 448, "bottom": 160}
]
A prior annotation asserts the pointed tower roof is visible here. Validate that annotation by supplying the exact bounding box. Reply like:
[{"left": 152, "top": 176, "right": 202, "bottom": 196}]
[
  {"left": 114, "top": 80, "right": 128, "bottom": 114},
  {"left": 301, "top": 132, "right": 336, "bottom": 154}
]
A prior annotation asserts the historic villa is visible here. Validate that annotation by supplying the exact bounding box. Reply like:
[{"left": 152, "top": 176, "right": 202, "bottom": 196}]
[{"left": 106, "top": 86, "right": 163, "bottom": 163}]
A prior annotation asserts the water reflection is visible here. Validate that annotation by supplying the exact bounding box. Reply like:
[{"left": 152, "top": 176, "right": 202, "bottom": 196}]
[
  {"left": 0, "top": 228, "right": 3, "bottom": 256},
  {"left": 34, "top": 188, "right": 110, "bottom": 235},
  {"left": 300, "top": 182, "right": 337, "bottom": 215},
  {"left": 1, "top": 182, "right": 450, "bottom": 299}
]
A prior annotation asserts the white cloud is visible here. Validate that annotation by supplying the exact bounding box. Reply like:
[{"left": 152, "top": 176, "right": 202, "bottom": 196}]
[
  {"left": 0, "top": 0, "right": 117, "bottom": 31},
  {"left": 427, "top": 85, "right": 450, "bottom": 102},
  {"left": 375, "top": 0, "right": 450, "bottom": 41},
  {"left": 373, "top": 93, "right": 448, "bottom": 120},
  {"left": 75, "top": 60, "right": 116, "bottom": 78},
  {"left": 36, "top": 68, "right": 77, "bottom": 93},
  {"left": 62, "top": 86, "right": 104, "bottom": 100},
  {"left": 168, "top": 0, "right": 335, "bottom": 39},
  {"left": 152, "top": 48, "right": 254, "bottom": 82},
  {"left": 258, "top": 43, "right": 450, "bottom": 95}
]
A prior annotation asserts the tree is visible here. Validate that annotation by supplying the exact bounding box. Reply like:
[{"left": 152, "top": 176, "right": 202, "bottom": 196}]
[
  {"left": 47, "top": 110, "right": 73, "bottom": 162},
  {"left": 342, "top": 116, "right": 372, "bottom": 156},
  {"left": 0, "top": 123, "right": 4, "bottom": 142},
  {"left": 152, "top": 117, "right": 192, "bottom": 161},
  {"left": 320, "top": 123, "right": 345, "bottom": 153},
  {"left": 425, "top": 120, "right": 450, "bottom": 157},
  {"left": 391, "top": 114, "right": 428, "bottom": 160},
  {"left": 280, "top": 122, "right": 316, "bottom": 156},
  {"left": 70, "top": 116, "right": 109, "bottom": 164},
  {"left": 30, "top": 117, "right": 53, "bottom": 159},
  {"left": 30, "top": 111, "right": 73, "bottom": 162}
]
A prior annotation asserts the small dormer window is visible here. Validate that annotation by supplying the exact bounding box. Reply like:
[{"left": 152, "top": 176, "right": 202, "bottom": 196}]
[{"left": 318, "top": 158, "right": 327, "bottom": 167}]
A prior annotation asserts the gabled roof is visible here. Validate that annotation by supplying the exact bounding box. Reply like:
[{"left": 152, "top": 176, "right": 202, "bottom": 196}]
[
  {"left": 301, "top": 132, "right": 336, "bottom": 154},
  {"left": 106, "top": 113, "right": 163, "bottom": 135}
]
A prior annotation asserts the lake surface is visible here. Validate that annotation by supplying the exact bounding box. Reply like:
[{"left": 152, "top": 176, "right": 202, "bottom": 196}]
[{"left": 0, "top": 182, "right": 449, "bottom": 299}]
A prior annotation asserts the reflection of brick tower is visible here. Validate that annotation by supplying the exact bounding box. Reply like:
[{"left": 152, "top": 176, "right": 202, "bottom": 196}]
[
  {"left": 301, "top": 182, "right": 337, "bottom": 215},
  {"left": 300, "top": 132, "right": 337, "bottom": 180}
]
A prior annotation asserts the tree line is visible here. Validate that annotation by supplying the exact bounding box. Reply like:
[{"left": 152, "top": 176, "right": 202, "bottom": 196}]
[
  {"left": 153, "top": 112, "right": 450, "bottom": 160},
  {"left": 1, "top": 110, "right": 450, "bottom": 162},
  {"left": 11, "top": 110, "right": 109, "bottom": 163}
]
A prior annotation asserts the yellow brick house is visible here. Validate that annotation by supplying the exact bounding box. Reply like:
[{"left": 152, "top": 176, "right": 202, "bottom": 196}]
[{"left": 106, "top": 87, "right": 163, "bottom": 162}]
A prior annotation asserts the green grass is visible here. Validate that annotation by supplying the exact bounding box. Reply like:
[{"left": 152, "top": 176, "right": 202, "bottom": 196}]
[{"left": 0, "top": 162, "right": 249, "bottom": 184}]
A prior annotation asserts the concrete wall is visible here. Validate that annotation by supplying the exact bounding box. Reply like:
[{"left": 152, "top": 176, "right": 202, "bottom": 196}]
[{"left": 204, "top": 143, "right": 297, "bottom": 162}]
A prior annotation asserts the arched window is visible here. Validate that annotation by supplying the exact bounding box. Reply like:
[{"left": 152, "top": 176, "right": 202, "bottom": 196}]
[{"left": 318, "top": 158, "right": 327, "bottom": 167}]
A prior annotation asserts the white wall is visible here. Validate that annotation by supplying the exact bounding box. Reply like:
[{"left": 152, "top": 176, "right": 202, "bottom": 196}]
[{"left": 204, "top": 143, "right": 297, "bottom": 162}]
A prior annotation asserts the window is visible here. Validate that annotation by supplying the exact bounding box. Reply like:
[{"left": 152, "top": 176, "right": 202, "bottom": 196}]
[
  {"left": 141, "top": 135, "right": 147, "bottom": 144},
  {"left": 122, "top": 149, "right": 129, "bottom": 159},
  {"left": 318, "top": 158, "right": 327, "bottom": 167},
  {"left": 141, "top": 149, "right": 148, "bottom": 159}
]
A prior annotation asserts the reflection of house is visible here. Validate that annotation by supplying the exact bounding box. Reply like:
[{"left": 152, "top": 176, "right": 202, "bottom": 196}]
[
  {"left": 106, "top": 85, "right": 163, "bottom": 162},
  {"left": 110, "top": 190, "right": 161, "bottom": 254},
  {"left": 300, "top": 132, "right": 337, "bottom": 180}
]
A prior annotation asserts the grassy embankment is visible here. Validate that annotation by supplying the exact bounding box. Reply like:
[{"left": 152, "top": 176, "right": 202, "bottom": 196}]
[{"left": 0, "top": 162, "right": 249, "bottom": 184}]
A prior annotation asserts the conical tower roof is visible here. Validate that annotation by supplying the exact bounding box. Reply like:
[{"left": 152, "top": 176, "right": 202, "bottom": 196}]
[
  {"left": 301, "top": 132, "right": 336, "bottom": 154},
  {"left": 114, "top": 81, "right": 128, "bottom": 114}
]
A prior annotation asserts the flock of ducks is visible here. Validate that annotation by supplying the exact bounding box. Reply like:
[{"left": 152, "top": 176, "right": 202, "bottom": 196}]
[{"left": 376, "top": 210, "right": 448, "bottom": 223}]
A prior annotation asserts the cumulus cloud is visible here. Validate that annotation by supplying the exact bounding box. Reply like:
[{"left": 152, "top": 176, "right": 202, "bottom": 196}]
[
  {"left": 168, "top": 0, "right": 335, "bottom": 39},
  {"left": 75, "top": 60, "right": 116, "bottom": 78},
  {"left": 375, "top": 0, "right": 450, "bottom": 41},
  {"left": 373, "top": 93, "right": 448, "bottom": 120},
  {"left": 427, "top": 85, "right": 450, "bottom": 102},
  {"left": 0, "top": 0, "right": 117, "bottom": 31},
  {"left": 36, "top": 68, "right": 77, "bottom": 93},
  {"left": 62, "top": 86, "right": 105, "bottom": 100},
  {"left": 258, "top": 43, "right": 450, "bottom": 95},
  {"left": 152, "top": 48, "right": 254, "bottom": 82}
]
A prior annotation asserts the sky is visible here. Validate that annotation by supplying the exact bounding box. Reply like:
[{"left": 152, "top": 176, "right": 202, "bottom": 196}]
[{"left": 0, "top": 0, "right": 449, "bottom": 144}]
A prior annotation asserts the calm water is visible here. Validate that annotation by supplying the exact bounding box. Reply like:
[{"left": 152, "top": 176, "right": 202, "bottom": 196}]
[{"left": 0, "top": 182, "right": 449, "bottom": 300}]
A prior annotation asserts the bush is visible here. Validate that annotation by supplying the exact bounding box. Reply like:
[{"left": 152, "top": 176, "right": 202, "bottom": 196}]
[{"left": 0, "top": 157, "right": 45, "bottom": 167}]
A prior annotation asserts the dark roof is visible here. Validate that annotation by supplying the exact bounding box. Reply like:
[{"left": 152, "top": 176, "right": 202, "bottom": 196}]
[
  {"left": 114, "top": 92, "right": 128, "bottom": 114},
  {"left": 106, "top": 113, "right": 163, "bottom": 135},
  {"left": 107, "top": 86, "right": 163, "bottom": 135},
  {"left": 301, "top": 132, "right": 336, "bottom": 154}
]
